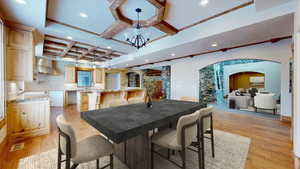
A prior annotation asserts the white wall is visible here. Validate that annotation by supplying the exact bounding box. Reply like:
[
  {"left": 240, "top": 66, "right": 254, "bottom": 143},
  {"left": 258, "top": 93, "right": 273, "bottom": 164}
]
[
  {"left": 170, "top": 39, "right": 292, "bottom": 116},
  {"left": 223, "top": 61, "right": 281, "bottom": 98}
]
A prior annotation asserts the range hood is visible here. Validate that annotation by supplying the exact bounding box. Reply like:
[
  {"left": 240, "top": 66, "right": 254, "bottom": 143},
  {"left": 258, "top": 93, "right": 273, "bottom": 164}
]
[{"left": 37, "top": 58, "right": 59, "bottom": 75}]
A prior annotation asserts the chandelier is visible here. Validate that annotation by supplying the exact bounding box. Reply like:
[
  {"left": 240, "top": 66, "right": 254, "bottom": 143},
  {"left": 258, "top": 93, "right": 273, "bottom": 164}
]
[{"left": 126, "top": 8, "right": 150, "bottom": 49}]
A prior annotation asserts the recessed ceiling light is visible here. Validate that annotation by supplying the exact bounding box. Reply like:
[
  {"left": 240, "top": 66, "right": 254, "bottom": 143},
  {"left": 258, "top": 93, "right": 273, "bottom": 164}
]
[
  {"left": 79, "top": 12, "right": 88, "bottom": 18},
  {"left": 171, "top": 53, "right": 175, "bottom": 57},
  {"left": 199, "top": 0, "right": 209, "bottom": 6},
  {"left": 15, "top": 0, "right": 26, "bottom": 4},
  {"left": 67, "top": 36, "right": 73, "bottom": 40},
  {"left": 126, "top": 64, "right": 129, "bottom": 66},
  {"left": 211, "top": 43, "right": 218, "bottom": 47},
  {"left": 145, "top": 59, "right": 149, "bottom": 63},
  {"left": 107, "top": 46, "right": 112, "bottom": 49}
]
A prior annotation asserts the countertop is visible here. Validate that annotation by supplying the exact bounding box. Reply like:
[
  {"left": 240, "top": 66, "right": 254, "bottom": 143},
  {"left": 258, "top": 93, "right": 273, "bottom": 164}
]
[
  {"left": 81, "top": 100, "right": 205, "bottom": 143},
  {"left": 7, "top": 92, "right": 50, "bottom": 103}
]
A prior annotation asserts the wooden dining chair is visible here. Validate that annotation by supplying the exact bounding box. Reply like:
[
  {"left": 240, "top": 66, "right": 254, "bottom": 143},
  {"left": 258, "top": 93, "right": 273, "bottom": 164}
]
[
  {"left": 56, "top": 115, "right": 114, "bottom": 169},
  {"left": 151, "top": 111, "right": 203, "bottom": 169}
]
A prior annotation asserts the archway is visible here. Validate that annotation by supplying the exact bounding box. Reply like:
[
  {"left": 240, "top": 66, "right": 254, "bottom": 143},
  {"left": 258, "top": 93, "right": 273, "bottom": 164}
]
[{"left": 199, "top": 59, "right": 282, "bottom": 110}]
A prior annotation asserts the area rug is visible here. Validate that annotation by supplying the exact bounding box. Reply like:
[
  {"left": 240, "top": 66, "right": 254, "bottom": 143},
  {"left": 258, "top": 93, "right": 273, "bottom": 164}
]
[{"left": 17, "top": 130, "right": 250, "bottom": 169}]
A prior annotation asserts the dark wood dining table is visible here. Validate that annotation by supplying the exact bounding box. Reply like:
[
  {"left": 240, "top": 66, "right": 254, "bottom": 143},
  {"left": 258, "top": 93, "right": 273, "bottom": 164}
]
[{"left": 81, "top": 99, "right": 205, "bottom": 169}]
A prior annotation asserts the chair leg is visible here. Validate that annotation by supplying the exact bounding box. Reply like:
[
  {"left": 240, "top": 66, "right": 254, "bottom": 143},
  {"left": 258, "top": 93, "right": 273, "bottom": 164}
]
[
  {"left": 181, "top": 148, "right": 186, "bottom": 169},
  {"left": 210, "top": 116, "right": 215, "bottom": 158},
  {"left": 57, "top": 148, "right": 62, "bottom": 169},
  {"left": 151, "top": 143, "right": 154, "bottom": 169},
  {"left": 70, "top": 164, "right": 78, "bottom": 169},
  {"left": 65, "top": 157, "right": 71, "bottom": 169},
  {"left": 172, "top": 150, "right": 175, "bottom": 155},
  {"left": 200, "top": 126, "right": 205, "bottom": 169},
  {"left": 96, "top": 159, "right": 100, "bottom": 169},
  {"left": 110, "top": 154, "right": 114, "bottom": 169},
  {"left": 273, "top": 109, "right": 276, "bottom": 115},
  {"left": 211, "top": 131, "right": 215, "bottom": 158},
  {"left": 197, "top": 126, "right": 202, "bottom": 169},
  {"left": 167, "top": 149, "right": 170, "bottom": 160}
]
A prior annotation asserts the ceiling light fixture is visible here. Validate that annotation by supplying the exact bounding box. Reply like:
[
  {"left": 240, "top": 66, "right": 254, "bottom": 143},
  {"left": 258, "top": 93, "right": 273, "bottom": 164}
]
[
  {"left": 79, "top": 12, "right": 88, "bottom": 18},
  {"left": 211, "top": 43, "right": 218, "bottom": 47},
  {"left": 126, "top": 8, "right": 150, "bottom": 49},
  {"left": 67, "top": 36, "right": 73, "bottom": 40},
  {"left": 15, "top": 0, "right": 26, "bottom": 4},
  {"left": 107, "top": 46, "right": 112, "bottom": 49},
  {"left": 199, "top": 0, "right": 209, "bottom": 6},
  {"left": 171, "top": 53, "right": 175, "bottom": 57},
  {"left": 145, "top": 59, "right": 149, "bottom": 63}
]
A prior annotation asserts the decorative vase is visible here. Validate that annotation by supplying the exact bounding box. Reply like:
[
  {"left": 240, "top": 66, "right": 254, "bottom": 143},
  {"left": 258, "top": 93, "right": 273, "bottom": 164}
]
[{"left": 147, "top": 94, "right": 152, "bottom": 108}]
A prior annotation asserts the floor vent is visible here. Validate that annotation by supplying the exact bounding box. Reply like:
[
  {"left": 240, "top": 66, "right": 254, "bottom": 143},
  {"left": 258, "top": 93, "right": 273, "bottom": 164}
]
[{"left": 10, "top": 143, "right": 25, "bottom": 152}]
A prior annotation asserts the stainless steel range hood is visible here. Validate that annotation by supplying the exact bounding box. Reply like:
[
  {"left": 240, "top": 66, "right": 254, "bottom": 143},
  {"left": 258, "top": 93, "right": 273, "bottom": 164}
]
[{"left": 37, "top": 58, "right": 59, "bottom": 75}]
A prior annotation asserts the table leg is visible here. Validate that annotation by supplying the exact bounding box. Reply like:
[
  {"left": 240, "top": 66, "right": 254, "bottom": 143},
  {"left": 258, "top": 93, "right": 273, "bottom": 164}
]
[{"left": 114, "top": 133, "right": 150, "bottom": 169}]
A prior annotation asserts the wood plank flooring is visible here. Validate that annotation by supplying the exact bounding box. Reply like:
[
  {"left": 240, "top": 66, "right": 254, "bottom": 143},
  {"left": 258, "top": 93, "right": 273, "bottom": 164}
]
[{"left": 0, "top": 105, "right": 293, "bottom": 169}]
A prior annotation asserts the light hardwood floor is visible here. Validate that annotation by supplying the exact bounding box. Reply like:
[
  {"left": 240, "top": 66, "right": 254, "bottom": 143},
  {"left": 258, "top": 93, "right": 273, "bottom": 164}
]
[{"left": 0, "top": 105, "right": 293, "bottom": 169}]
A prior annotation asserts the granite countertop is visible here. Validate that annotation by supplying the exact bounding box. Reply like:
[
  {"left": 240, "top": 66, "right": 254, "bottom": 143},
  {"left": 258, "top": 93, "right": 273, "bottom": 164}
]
[
  {"left": 7, "top": 92, "right": 49, "bottom": 103},
  {"left": 81, "top": 99, "right": 205, "bottom": 143}
]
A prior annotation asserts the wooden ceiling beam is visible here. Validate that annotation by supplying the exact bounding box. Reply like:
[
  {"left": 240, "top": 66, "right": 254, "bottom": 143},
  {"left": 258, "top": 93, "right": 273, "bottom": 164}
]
[
  {"left": 44, "top": 46, "right": 64, "bottom": 52},
  {"left": 79, "top": 47, "right": 97, "bottom": 59},
  {"left": 101, "top": 0, "right": 178, "bottom": 39},
  {"left": 44, "top": 34, "right": 126, "bottom": 55},
  {"left": 128, "top": 35, "right": 292, "bottom": 68},
  {"left": 60, "top": 41, "right": 76, "bottom": 57},
  {"left": 44, "top": 40, "right": 67, "bottom": 48}
]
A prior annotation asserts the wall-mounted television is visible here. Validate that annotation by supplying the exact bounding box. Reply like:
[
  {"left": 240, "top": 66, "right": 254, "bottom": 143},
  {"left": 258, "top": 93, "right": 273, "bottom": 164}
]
[{"left": 77, "top": 71, "right": 92, "bottom": 87}]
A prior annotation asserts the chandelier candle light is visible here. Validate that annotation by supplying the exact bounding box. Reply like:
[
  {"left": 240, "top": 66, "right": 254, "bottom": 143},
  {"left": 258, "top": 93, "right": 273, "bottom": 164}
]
[{"left": 126, "top": 8, "right": 150, "bottom": 49}]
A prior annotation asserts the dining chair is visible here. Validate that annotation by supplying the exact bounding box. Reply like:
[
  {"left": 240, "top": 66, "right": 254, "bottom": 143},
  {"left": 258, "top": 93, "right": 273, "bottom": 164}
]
[
  {"left": 151, "top": 111, "right": 203, "bottom": 169},
  {"left": 56, "top": 115, "right": 114, "bottom": 169},
  {"left": 190, "top": 106, "right": 215, "bottom": 169}
]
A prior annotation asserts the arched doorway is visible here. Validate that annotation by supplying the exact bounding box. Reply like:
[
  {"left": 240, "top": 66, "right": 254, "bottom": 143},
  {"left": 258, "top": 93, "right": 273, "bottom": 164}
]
[{"left": 199, "top": 59, "right": 282, "bottom": 112}]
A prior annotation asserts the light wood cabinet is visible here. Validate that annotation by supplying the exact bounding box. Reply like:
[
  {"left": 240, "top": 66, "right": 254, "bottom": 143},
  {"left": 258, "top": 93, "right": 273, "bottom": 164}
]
[
  {"left": 6, "top": 47, "right": 33, "bottom": 81},
  {"left": 5, "top": 26, "right": 34, "bottom": 81},
  {"left": 65, "top": 66, "right": 76, "bottom": 83},
  {"left": 93, "top": 68, "right": 105, "bottom": 84},
  {"left": 7, "top": 99, "right": 50, "bottom": 142}
]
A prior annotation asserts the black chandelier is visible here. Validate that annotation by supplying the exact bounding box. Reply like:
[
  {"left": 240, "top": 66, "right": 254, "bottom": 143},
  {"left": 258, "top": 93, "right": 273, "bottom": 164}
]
[{"left": 126, "top": 8, "right": 150, "bottom": 49}]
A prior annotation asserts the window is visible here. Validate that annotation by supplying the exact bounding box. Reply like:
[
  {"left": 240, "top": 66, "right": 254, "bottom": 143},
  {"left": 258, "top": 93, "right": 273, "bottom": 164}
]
[
  {"left": 0, "top": 19, "right": 4, "bottom": 120},
  {"left": 77, "top": 71, "right": 92, "bottom": 87}
]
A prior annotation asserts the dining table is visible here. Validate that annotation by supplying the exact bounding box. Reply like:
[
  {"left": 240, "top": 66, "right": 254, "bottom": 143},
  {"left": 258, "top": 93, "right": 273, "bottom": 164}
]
[{"left": 81, "top": 99, "right": 205, "bottom": 169}]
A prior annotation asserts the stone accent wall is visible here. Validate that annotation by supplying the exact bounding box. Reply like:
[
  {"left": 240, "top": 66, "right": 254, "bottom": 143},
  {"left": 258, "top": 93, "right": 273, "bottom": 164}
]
[{"left": 199, "top": 65, "right": 216, "bottom": 104}]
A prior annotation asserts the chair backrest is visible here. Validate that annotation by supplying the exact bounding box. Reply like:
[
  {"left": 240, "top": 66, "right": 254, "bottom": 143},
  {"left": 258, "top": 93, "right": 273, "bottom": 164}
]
[
  {"left": 56, "top": 115, "right": 77, "bottom": 158},
  {"left": 176, "top": 111, "right": 199, "bottom": 147},
  {"left": 199, "top": 106, "right": 214, "bottom": 131},
  {"left": 180, "top": 96, "right": 198, "bottom": 102},
  {"left": 254, "top": 93, "right": 276, "bottom": 109}
]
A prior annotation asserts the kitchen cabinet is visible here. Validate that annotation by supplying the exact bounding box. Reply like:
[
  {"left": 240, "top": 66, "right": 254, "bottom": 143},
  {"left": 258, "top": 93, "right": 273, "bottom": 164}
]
[
  {"left": 93, "top": 68, "right": 105, "bottom": 83},
  {"left": 7, "top": 99, "right": 50, "bottom": 142},
  {"left": 93, "top": 68, "right": 105, "bottom": 89},
  {"left": 5, "top": 26, "right": 35, "bottom": 81},
  {"left": 77, "top": 91, "right": 89, "bottom": 112},
  {"left": 65, "top": 66, "right": 76, "bottom": 83}
]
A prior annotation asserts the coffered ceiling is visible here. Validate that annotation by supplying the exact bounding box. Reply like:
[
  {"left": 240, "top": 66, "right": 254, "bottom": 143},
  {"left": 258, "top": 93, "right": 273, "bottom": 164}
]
[
  {"left": 0, "top": 0, "right": 294, "bottom": 66},
  {"left": 46, "top": 0, "right": 253, "bottom": 43}
]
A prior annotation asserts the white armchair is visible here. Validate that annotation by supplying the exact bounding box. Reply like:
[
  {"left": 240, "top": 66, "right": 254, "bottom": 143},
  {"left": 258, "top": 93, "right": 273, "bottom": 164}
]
[{"left": 254, "top": 93, "right": 277, "bottom": 114}]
